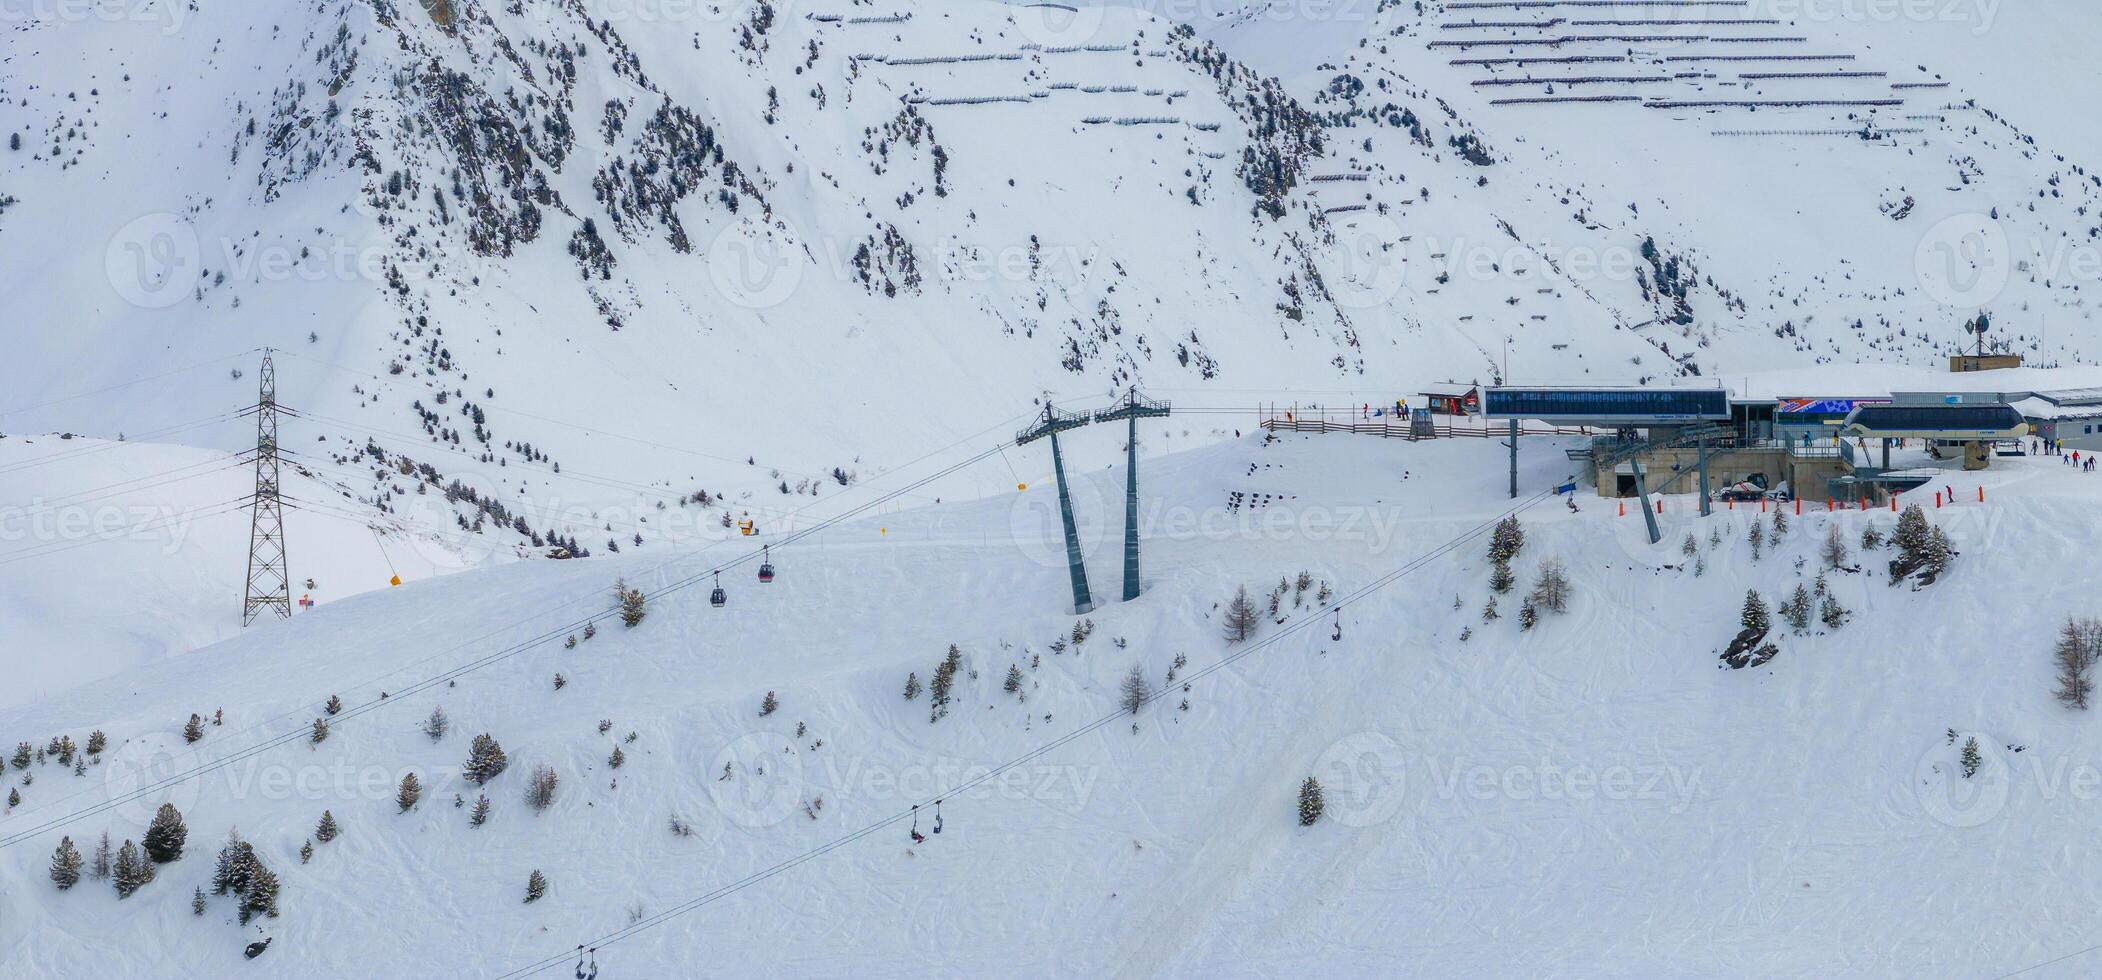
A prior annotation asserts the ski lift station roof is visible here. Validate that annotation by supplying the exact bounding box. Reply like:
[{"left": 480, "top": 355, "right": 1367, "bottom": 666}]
[
  {"left": 1840, "top": 402, "right": 2028, "bottom": 439},
  {"left": 1481, "top": 386, "right": 1730, "bottom": 426}
]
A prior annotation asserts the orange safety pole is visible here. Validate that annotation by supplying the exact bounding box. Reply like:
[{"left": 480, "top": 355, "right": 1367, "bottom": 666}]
[
  {"left": 1890, "top": 497, "right": 1898, "bottom": 512},
  {"left": 1761, "top": 497, "right": 1767, "bottom": 513},
  {"left": 1618, "top": 500, "right": 1625, "bottom": 517},
  {"left": 1655, "top": 499, "right": 1663, "bottom": 514},
  {"left": 1978, "top": 486, "right": 1985, "bottom": 502},
  {"left": 1795, "top": 499, "right": 1801, "bottom": 515},
  {"left": 1935, "top": 492, "right": 1942, "bottom": 508},
  {"left": 1827, "top": 498, "right": 1834, "bottom": 511}
]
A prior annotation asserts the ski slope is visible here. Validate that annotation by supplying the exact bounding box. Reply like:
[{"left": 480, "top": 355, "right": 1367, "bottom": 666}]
[{"left": 4, "top": 429, "right": 2102, "bottom": 976}]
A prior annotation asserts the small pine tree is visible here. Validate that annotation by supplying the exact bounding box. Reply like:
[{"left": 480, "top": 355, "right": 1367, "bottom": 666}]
[
  {"left": 7, "top": 788, "right": 17, "bottom": 809},
  {"left": 1223, "top": 585, "right": 1259, "bottom": 642},
  {"left": 1772, "top": 508, "right": 1788, "bottom": 537},
  {"left": 616, "top": 577, "right": 646, "bottom": 628},
  {"left": 1961, "top": 736, "right": 1982, "bottom": 778},
  {"left": 465, "top": 734, "right": 508, "bottom": 784},
  {"left": 143, "top": 803, "right": 187, "bottom": 863},
  {"left": 1488, "top": 515, "right": 1525, "bottom": 564},
  {"left": 86, "top": 730, "right": 105, "bottom": 756},
  {"left": 315, "top": 810, "right": 340, "bottom": 843},
  {"left": 424, "top": 706, "right": 449, "bottom": 742},
  {"left": 903, "top": 672, "right": 921, "bottom": 700},
  {"left": 929, "top": 646, "right": 963, "bottom": 722},
  {"left": 526, "top": 765, "right": 559, "bottom": 811},
  {"left": 1861, "top": 524, "right": 1884, "bottom": 551},
  {"left": 192, "top": 886, "right": 207, "bottom": 916},
  {"left": 1482, "top": 596, "right": 1500, "bottom": 622},
  {"left": 1748, "top": 519, "right": 1765, "bottom": 561},
  {"left": 1819, "top": 592, "right": 1849, "bottom": 629},
  {"left": 1782, "top": 584, "right": 1812, "bottom": 632},
  {"left": 183, "top": 714, "right": 205, "bottom": 744},
  {"left": 239, "top": 863, "right": 279, "bottom": 923},
  {"left": 760, "top": 691, "right": 778, "bottom": 716},
  {"left": 1681, "top": 532, "right": 1698, "bottom": 558},
  {"left": 300, "top": 839, "right": 313, "bottom": 864},
  {"left": 2054, "top": 617, "right": 2099, "bottom": 710},
  {"left": 324, "top": 694, "right": 342, "bottom": 716},
  {"left": 1488, "top": 558, "right": 1515, "bottom": 595},
  {"left": 1820, "top": 524, "right": 1850, "bottom": 570},
  {"left": 1004, "top": 664, "right": 1024, "bottom": 699},
  {"left": 92, "top": 832, "right": 112, "bottom": 880},
  {"left": 1120, "top": 665, "right": 1152, "bottom": 716},
  {"left": 397, "top": 772, "right": 422, "bottom": 812},
  {"left": 49, "top": 836, "right": 82, "bottom": 890},
  {"left": 310, "top": 717, "right": 329, "bottom": 744},
  {"left": 469, "top": 794, "right": 491, "bottom": 827},
  {"left": 1740, "top": 590, "right": 1770, "bottom": 635},
  {"left": 112, "top": 839, "right": 144, "bottom": 898},
  {"left": 1298, "top": 776, "right": 1325, "bottom": 826},
  {"left": 1528, "top": 557, "right": 1572, "bottom": 614},
  {"left": 1519, "top": 598, "right": 1539, "bottom": 631},
  {"left": 525, "top": 869, "right": 548, "bottom": 903},
  {"left": 609, "top": 745, "right": 625, "bottom": 769}
]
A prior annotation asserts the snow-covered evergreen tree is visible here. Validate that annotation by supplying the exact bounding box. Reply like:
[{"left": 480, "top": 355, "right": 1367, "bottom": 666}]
[
  {"left": 397, "top": 772, "right": 422, "bottom": 812},
  {"left": 143, "top": 803, "right": 186, "bottom": 863},
  {"left": 470, "top": 794, "right": 492, "bottom": 827},
  {"left": 465, "top": 734, "right": 509, "bottom": 784},
  {"left": 49, "top": 836, "right": 81, "bottom": 890},
  {"left": 316, "top": 810, "right": 340, "bottom": 843},
  {"left": 1298, "top": 777, "right": 1324, "bottom": 826},
  {"left": 525, "top": 869, "right": 548, "bottom": 903}
]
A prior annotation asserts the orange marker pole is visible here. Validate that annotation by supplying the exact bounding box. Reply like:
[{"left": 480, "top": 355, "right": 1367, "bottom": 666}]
[
  {"left": 1890, "top": 497, "right": 1898, "bottom": 512},
  {"left": 1618, "top": 501, "right": 1625, "bottom": 517},
  {"left": 1978, "top": 486, "right": 1985, "bottom": 502},
  {"left": 1656, "top": 499, "right": 1663, "bottom": 514},
  {"left": 1795, "top": 499, "right": 1802, "bottom": 516}
]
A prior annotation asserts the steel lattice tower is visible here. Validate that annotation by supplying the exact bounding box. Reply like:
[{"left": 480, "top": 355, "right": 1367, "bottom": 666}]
[{"left": 242, "top": 349, "right": 291, "bottom": 626}]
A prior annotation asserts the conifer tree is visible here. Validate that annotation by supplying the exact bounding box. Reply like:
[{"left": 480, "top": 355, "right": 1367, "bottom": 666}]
[
  {"left": 526, "top": 765, "right": 559, "bottom": 811},
  {"left": 143, "top": 803, "right": 187, "bottom": 863},
  {"left": 1772, "top": 508, "right": 1788, "bottom": 537},
  {"left": 310, "top": 717, "right": 329, "bottom": 744},
  {"left": 192, "top": 886, "right": 207, "bottom": 916},
  {"left": 525, "top": 869, "right": 548, "bottom": 903},
  {"left": 1223, "top": 585, "right": 1259, "bottom": 642},
  {"left": 300, "top": 839, "right": 313, "bottom": 864},
  {"left": 325, "top": 694, "right": 342, "bottom": 716},
  {"left": 1740, "top": 590, "right": 1770, "bottom": 634},
  {"left": 760, "top": 691, "right": 778, "bottom": 716},
  {"left": 1748, "top": 519, "right": 1764, "bottom": 561},
  {"left": 469, "top": 794, "right": 491, "bottom": 827},
  {"left": 609, "top": 745, "right": 625, "bottom": 769},
  {"left": 112, "top": 839, "right": 145, "bottom": 898},
  {"left": 616, "top": 577, "right": 646, "bottom": 628},
  {"left": 465, "top": 734, "right": 508, "bottom": 784},
  {"left": 397, "top": 772, "right": 422, "bottom": 812},
  {"left": 92, "top": 832, "right": 112, "bottom": 880},
  {"left": 902, "top": 672, "right": 921, "bottom": 701},
  {"left": 1489, "top": 559, "right": 1515, "bottom": 595},
  {"left": 929, "top": 645, "right": 963, "bottom": 722},
  {"left": 239, "top": 863, "right": 279, "bottom": 923},
  {"left": 49, "top": 836, "right": 81, "bottom": 890},
  {"left": 1528, "top": 558, "right": 1572, "bottom": 614},
  {"left": 1519, "top": 598, "right": 1539, "bottom": 631},
  {"left": 1782, "top": 584, "right": 1812, "bottom": 632},
  {"left": 1298, "top": 777, "right": 1324, "bottom": 826},
  {"left": 86, "top": 730, "right": 105, "bottom": 756},
  {"left": 315, "top": 810, "right": 339, "bottom": 843},
  {"left": 1120, "top": 665, "right": 1152, "bottom": 716},
  {"left": 1961, "top": 736, "right": 1982, "bottom": 779},
  {"left": 1004, "top": 664, "right": 1024, "bottom": 700},
  {"left": 2054, "top": 617, "right": 2099, "bottom": 710},
  {"left": 1821, "top": 524, "right": 1850, "bottom": 570},
  {"left": 183, "top": 714, "right": 204, "bottom": 744},
  {"left": 424, "top": 706, "right": 449, "bottom": 742}
]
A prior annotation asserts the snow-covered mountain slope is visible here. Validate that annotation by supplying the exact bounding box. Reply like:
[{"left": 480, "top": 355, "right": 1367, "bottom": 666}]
[
  {"left": 5, "top": 430, "right": 2102, "bottom": 976},
  {"left": 9, "top": 0, "right": 2097, "bottom": 578}
]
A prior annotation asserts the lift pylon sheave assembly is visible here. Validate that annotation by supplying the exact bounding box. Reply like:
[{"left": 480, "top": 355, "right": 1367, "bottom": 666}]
[
  {"left": 1017, "top": 402, "right": 1096, "bottom": 615},
  {"left": 1093, "top": 387, "right": 1170, "bottom": 602}
]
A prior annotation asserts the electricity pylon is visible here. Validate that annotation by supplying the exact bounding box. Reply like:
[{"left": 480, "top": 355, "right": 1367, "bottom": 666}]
[{"left": 242, "top": 349, "right": 291, "bottom": 626}]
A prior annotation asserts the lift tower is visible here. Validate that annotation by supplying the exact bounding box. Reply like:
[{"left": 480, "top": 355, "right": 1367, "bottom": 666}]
[
  {"left": 1093, "top": 387, "right": 1170, "bottom": 602},
  {"left": 242, "top": 349, "right": 292, "bottom": 626},
  {"left": 1017, "top": 401, "right": 1095, "bottom": 615}
]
